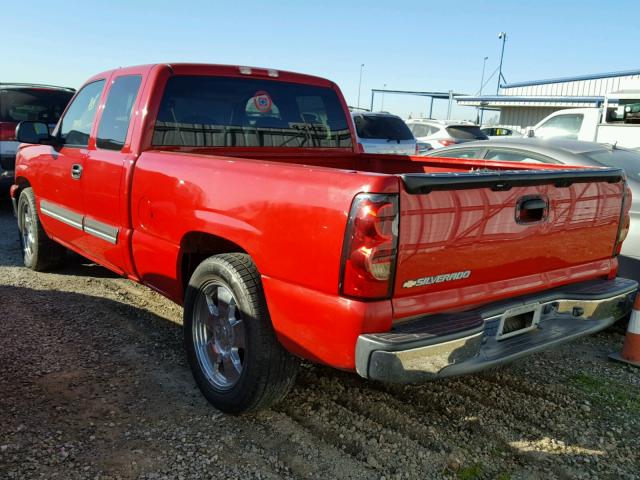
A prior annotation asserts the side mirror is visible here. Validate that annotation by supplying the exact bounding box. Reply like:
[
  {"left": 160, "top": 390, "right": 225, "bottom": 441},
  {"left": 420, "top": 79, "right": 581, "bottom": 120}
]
[
  {"left": 16, "top": 121, "right": 56, "bottom": 145},
  {"left": 526, "top": 128, "right": 535, "bottom": 138}
]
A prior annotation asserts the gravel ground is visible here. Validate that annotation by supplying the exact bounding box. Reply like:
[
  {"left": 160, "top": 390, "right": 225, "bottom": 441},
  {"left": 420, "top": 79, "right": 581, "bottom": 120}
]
[{"left": 1, "top": 201, "right": 639, "bottom": 480}]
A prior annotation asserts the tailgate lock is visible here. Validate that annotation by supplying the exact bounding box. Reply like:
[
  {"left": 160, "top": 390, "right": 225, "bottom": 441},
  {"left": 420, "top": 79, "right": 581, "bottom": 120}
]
[{"left": 516, "top": 195, "right": 548, "bottom": 224}]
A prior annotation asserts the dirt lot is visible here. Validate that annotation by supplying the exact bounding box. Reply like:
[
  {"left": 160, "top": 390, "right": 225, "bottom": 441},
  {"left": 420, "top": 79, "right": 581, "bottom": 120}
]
[{"left": 0, "top": 202, "right": 639, "bottom": 480}]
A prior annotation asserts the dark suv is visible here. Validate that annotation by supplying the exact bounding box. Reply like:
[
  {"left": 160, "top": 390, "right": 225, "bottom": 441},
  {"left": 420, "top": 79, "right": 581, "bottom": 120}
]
[{"left": 0, "top": 84, "right": 75, "bottom": 192}]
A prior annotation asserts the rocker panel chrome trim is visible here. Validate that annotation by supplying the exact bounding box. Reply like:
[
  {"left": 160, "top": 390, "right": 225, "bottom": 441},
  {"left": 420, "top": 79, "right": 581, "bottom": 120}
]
[
  {"left": 39, "top": 199, "right": 119, "bottom": 244},
  {"left": 39, "top": 199, "right": 83, "bottom": 230},
  {"left": 84, "top": 217, "right": 118, "bottom": 244}
]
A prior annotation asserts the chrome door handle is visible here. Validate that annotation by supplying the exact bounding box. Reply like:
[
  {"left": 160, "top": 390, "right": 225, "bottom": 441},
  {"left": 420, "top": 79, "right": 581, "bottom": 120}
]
[{"left": 71, "top": 164, "right": 83, "bottom": 180}]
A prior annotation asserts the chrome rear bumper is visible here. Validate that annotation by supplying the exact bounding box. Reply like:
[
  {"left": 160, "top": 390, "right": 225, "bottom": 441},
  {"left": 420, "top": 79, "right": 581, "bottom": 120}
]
[{"left": 356, "top": 278, "right": 638, "bottom": 383}]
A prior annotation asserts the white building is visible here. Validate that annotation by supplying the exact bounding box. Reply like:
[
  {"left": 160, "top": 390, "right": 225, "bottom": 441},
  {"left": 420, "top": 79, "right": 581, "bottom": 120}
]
[{"left": 455, "top": 68, "right": 640, "bottom": 132}]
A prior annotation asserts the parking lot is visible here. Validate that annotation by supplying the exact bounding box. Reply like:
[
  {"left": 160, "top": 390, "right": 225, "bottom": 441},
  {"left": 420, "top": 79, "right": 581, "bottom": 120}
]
[{"left": 0, "top": 200, "right": 638, "bottom": 480}]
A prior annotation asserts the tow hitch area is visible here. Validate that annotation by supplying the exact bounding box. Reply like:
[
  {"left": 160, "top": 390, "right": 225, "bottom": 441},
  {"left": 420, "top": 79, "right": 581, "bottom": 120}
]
[{"left": 496, "top": 303, "right": 541, "bottom": 340}]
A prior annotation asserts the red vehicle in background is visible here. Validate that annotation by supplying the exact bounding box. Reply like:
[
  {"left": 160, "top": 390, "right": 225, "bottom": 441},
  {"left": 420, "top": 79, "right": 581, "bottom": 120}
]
[
  {"left": 0, "top": 83, "right": 74, "bottom": 192},
  {"left": 11, "top": 64, "right": 637, "bottom": 413}
]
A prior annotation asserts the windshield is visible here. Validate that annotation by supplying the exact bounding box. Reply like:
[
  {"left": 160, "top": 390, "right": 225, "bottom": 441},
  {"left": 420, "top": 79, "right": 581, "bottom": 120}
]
[
  {"left": 353, "top": 115, "right": 413, "bottom": 140},
  {"left": 584, "top": 148, "right": 640, "bottom": 185},
  {"left": 153, "top": 76, "right": 352, "bottom": 149},
  {"left": 445, "top": 125, "right": 488, "bottom": 140},
  {"left": 0, "top": 88, "right": 74, "bottom": 124}
]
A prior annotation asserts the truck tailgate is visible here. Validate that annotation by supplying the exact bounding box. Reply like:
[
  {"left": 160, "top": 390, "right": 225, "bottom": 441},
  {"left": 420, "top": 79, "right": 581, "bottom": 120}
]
[{"left": 393, "top": 168, "right": 626, "bottom": 319}]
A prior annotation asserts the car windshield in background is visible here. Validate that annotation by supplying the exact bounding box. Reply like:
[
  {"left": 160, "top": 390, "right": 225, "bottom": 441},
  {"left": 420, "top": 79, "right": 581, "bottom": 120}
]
[
  {"left": 0, "top": 88, "right": 74, "bottom": 123},
  {"left": 153, "top": 76, "right": 353, "bottom": 148},
  {"left": 445, "top": 125, "right": 487, "bottom": 140},
  {"left": 584, "top": 148, "right": 640, "bottom": 185},
  {"left": 353, "top": 115, "right": 413, "bottom": 140}
]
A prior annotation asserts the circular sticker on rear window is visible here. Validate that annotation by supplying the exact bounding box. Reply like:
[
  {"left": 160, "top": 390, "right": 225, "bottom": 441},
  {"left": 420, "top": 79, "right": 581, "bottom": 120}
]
[{"left": 253, "top": 90, "right": 273, "bottom": 113}]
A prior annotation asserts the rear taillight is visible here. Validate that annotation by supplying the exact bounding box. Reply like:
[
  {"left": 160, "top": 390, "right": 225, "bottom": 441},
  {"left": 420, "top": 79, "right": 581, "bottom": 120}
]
[
  {"left": 340, "top": 193, "right": 399, "bottom": 299},
  {"left": 414, "top": 143, "right": 420, "bottom": 155},
  {"left": 614, "top": 183, "right": 632, "bottom": 255},
  {"left": 0, "top": 122, "right": 18, "bottom": 141},
  {"left": 437, "top": 139, "right": 456, "bottom": 147}
]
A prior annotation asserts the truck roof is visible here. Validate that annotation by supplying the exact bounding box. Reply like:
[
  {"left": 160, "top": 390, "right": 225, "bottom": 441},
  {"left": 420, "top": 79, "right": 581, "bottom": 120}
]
[
  {"left": 86, "top": 63, "right": 336, "bottom": 89},
  {"left": 0, "top": 83, "right": 75, "bottom": 92}
]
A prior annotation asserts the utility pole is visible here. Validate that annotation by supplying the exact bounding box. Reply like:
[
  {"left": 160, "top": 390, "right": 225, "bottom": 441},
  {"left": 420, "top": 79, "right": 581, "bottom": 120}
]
[
  {"left": 381, "top": 83, "right": 387, "bottom": 111},
  {"left": 479, "top": 56, "right": 488, "bottom": 124},
  {"left": 497, "top": 32, "right": 507, "bottom": 94},
  {"left": 357, "top": 64, "right": 365, "bottom": 108}
]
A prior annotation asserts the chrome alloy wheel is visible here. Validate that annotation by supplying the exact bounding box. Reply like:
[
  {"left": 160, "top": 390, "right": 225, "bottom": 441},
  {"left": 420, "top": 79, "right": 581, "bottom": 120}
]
[
  {"left": 192, "top": 282, "right": 246, "bottom": 390},
  {"left": 21, "top": 201, "right": 35, "bottom": 258}
]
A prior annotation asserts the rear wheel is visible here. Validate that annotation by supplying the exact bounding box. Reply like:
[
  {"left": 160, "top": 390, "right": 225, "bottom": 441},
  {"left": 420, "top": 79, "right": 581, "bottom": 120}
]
[
  {"left": 17, "top": 188, "right": 66, "bottom": 271},
  {"left": 184, "top": 253, "right": 299, "bottom": 413}
]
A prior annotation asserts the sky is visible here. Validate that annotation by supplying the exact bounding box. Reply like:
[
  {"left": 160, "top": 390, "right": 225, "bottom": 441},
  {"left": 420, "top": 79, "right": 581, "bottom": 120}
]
[{"left": 3, "top": 0, "right": 639, "bottom": 121}]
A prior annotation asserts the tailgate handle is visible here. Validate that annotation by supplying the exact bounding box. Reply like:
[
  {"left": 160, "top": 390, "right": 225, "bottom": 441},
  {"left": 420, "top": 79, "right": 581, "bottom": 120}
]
[
  {"left": 71, "top": 164, "right": 83, "bottom": 180},
  {"left": 516, "top": 196, "right": 548, "bottom": 224}
]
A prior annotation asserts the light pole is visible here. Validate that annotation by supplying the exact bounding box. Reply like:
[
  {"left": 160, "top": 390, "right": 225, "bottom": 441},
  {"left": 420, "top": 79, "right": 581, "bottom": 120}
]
[
  {"left": 357, "top": 64, "right": 365, "bottom": 108},
  {"left": 496, "top": 32, "right": 507, "bottom": 94},
  {"left": 381, "top": 83, "right": 387, "bottom": 111},
  {"left": 479, "top": 56, "right": 488, "bottom": 124}
]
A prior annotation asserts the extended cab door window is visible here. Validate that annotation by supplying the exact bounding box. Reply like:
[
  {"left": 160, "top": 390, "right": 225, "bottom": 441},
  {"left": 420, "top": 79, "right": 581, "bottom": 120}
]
[
  {"left": 59, "top": 80, "right": 105, "bottom": 147},
  {"left": 536, "top": 114, "right": 583, "bottom": 139},
  {"left": 97, "top": 75, "right": 142, "bottom": 150}
]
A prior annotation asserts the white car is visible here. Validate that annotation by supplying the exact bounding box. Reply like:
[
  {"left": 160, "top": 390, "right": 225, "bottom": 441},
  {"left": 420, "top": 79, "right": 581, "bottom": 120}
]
[
  {"left": 351, "top": 112, "right": 417, "bottom": 155},
  {"left": 405, "top": 119, "right": 488, "bottom": 149}
]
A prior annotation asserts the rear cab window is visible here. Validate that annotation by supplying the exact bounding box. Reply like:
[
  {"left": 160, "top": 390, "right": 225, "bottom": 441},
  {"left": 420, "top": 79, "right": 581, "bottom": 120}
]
[
  {"left": 152, "top": 76, "right": 352, "bottom": 148},
  {"left": 353, "top": 115, "right": 413, "bottom": 140}
]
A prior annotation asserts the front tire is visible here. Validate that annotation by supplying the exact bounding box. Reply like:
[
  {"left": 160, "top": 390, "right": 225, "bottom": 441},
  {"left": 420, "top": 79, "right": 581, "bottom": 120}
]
[
  {"left": 184, "top": 253, "right": 299, "bottom": 413},
  {"left": 17, "top": 188, "right": 66, "bottom": 271}
]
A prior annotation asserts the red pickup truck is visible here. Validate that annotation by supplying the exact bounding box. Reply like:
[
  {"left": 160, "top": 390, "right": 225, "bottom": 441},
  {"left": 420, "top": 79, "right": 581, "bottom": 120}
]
[{"left": 11, "top": 64, "right": 637, "bottom": 413}]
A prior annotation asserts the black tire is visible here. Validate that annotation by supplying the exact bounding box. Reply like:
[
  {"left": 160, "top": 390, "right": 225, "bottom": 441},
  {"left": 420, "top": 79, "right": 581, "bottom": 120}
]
[
  {"left": 17, "top": 187, "right": 66, "bottom": 271},
  {"left": 184, "top": 253, "right": 299, "bottom": 413}
]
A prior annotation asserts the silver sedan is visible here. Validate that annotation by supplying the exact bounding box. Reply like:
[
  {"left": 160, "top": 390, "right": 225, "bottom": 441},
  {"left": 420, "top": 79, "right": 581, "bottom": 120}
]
[{"left": 424, "top": 137, "right": 640, "bottom": 280}]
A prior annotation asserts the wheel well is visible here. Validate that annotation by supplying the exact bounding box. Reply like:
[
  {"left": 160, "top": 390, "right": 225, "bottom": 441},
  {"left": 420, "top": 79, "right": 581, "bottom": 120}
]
[
  {"left": 179, "top": 232, "right": 248, "bottom": 297},
  {"left": 13, "top": 177, "right": 31, "bottom": 196},
  {"left": 11, "top": 178, "right": 31, "bottom": 214}
]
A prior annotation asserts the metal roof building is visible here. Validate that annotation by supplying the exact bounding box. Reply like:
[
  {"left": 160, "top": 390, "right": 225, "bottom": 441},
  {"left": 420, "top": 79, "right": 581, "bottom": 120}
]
[{"left": 455, "top": 68, "right": 640, "bottom": 132}]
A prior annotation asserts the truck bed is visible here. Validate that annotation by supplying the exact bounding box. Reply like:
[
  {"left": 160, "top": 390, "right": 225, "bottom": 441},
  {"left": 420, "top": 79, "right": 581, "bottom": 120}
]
[{"left": 129, "top": 148, "right": 626, "bottom": 368}]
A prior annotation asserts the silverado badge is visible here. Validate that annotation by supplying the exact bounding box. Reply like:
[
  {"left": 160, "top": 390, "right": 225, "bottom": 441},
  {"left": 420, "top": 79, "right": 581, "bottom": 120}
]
[{"left": 402, "top": 270, "right": 471, "bottom": 288}]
